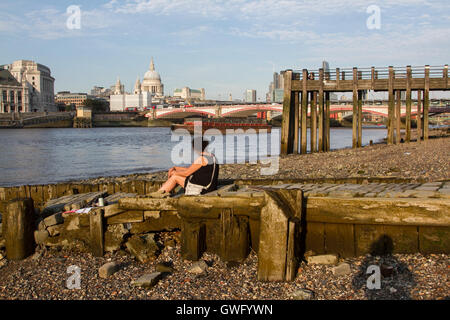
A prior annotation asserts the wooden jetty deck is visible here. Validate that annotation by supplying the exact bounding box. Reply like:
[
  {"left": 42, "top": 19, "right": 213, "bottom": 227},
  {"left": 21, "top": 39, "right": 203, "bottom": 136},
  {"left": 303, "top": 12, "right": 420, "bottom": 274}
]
[{"left": 281, "top": 65, "right": 449, "bottom": 154}]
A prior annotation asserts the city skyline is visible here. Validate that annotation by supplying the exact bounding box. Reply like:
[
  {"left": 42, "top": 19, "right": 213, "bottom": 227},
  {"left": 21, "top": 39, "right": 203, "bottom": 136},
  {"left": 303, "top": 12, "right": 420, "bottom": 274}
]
[{"left": 1, "top": 1, "right": 450, "bottom": 100}]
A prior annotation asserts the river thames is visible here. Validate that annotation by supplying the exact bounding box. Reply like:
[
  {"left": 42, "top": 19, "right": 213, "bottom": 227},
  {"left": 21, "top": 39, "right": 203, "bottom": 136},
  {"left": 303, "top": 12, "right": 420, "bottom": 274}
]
[{"left": 0, "top": 127, "right": 387, "bottom": 187}]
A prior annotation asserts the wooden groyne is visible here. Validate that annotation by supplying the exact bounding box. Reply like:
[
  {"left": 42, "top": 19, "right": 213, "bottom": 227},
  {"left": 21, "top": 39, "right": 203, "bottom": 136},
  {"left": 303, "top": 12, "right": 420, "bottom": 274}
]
[
  {"left": 1, "top": 179, "right": 449, "bottom": 282},
  {"left": 281, "top": 65, "right": 449, "bottom": 154}
]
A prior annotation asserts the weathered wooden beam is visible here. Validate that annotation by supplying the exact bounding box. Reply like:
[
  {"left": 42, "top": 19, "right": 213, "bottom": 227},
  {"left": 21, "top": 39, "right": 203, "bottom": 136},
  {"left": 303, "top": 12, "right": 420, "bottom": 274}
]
[
  {"left": 4, "top": 199, "right": 35, "bottom": 260},
  {"left": 219, "top": 209, "right": 250, "bottom": 263},
  {"left": 318, "top": 69, "right": 324, "bottom": 152},
  {"left": 444, "top": 65, "right": 448, "bottom": 89},
  {"left": 371, "top": 66, "right": 375, "bottom": 89},
  {"left": 417, "top": 90, "right": 422, "bottom": 141},
  {"left": 181, "top": 219, "right": 206, "bottom": 260},
  {"left": 325, "top": 92, "right": 331, "bottom": 151},
  {"left": 306, "top": 197, "right": 450, "bottom": 227},
  {"left": 119, "top": 197, "right": 177, "bottom": 211},
  {"left": 357, "top": 90, "right": 363, "bottom": 148},
  {"left": 406, "top": 66, "right": 412, "bottom": 143},
  {"left": 310, "top": 91, "right": 317, "bottom": 153},
  {"left": 90, "top": 208, "right": 104, "bottom": 257},
  {"left": 257, "top": 190, "right": 302, "bottom": 282},
  {"left": 387, "top": 66, "right": 395, "bottom": 144},
  {"left": 336, "top": 68, "right": 340, "bottom": 87},
  {"left": 423, "top": 65, "right": 430, "bottom": 141},
  {"left": 293, "top": 91, "right": 299, "bottom": 154},
  {"left": 280, "top": 70, "right": 294, "bottom": 155},
  {"left": 352, "top": 67, "right": 358, "bottom": 148},
  {"left": 395, "top": 90, "right": 401, "bottom": 144},
  {"left": 301, "top": 70, "right": 308, "bottom": 154}
]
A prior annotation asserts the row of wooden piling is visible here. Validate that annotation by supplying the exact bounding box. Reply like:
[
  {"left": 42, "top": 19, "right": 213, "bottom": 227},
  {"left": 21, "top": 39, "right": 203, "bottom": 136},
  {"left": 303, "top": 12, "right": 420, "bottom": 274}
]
[{"left": 281, "top": 65, "right": 449, "bottom": 155}]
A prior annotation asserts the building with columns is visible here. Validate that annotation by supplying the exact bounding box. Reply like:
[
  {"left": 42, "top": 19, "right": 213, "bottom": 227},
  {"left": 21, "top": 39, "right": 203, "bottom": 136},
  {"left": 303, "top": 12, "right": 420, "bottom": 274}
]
[
  {"left": 110, "top": 58, "right": 164, "bottom": 111},
  {"left": 2, "top": 60, "right": 56, "bottom": 112},
  {"left": 0, "top": 69, "right": 29, "bottom": 113}
]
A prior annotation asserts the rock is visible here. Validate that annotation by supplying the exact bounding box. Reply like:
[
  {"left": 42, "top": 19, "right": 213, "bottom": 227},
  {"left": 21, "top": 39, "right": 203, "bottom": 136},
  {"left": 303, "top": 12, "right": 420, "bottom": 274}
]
[
  {"left": 125, "top": 233, "right": 158, "bottom": 263},
  {"left": 43, "top": 213, "right": 64, "bottom": 227},
  {"left": 104, "top": 224, "right": 129, "bottom": 253},
  {"left": 37, "top": 220, "right": 47, "bottom": 231},
  {"left": 307, "top": 254, "right": 338, "bottom": 265},
  {"left": 99, "top": 262, "right": 121, "bottom": 279},
  {"left": 0, "top": 239, "right": 5, "bottom": 249},
  {"left": 34, "top": 230, "right": 49, "bottom": 244},
  {"left": 31, "top": 251, "right": 42, "bottom": 260},
  {"left": 0, "top": 252, "right": 4, "bottom": 260},
  {"left": 389, "top": 287, "right": 397, "bottom": 294},
  {"left": 187, "top": 260, "right": 208, "bottom": 274},
  {"left": 155, "top": 262, "right": 175, "bottom": 274},
  {"left": 131, "top": 272, "right": 163, "bottom": 288},
  {"left": 332, "top": 262, "right": 351, "bottom": 276},
  {"left": 292, "top": 289, "right": 315, "bottom": 300},
  {"left": 381, "top": 264, "right": 394, "bottom": 277}
]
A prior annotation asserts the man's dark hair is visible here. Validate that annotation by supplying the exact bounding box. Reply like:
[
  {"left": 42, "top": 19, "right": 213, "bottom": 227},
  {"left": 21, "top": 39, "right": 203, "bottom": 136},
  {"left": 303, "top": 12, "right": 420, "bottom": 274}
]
[{"left": 192, "top": 137, "right": 209, "bottom": 153}]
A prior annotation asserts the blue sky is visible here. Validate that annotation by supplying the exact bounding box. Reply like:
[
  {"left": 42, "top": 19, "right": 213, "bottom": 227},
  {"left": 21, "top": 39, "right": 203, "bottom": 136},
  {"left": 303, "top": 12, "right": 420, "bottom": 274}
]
[{"left": 1, "top": 0, "right": 449, "bottom": 100}]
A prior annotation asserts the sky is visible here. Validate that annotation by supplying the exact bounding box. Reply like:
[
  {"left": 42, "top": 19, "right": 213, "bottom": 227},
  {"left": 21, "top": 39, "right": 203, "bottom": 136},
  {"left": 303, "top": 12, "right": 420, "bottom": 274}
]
[{"left": 1, "top": 0, "right": 449, "bottom": 100}]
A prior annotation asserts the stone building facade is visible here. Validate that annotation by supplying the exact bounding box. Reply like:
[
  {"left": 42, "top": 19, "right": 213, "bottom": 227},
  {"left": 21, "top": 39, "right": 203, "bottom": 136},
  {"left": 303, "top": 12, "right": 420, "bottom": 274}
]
[
  {"left": 2, "top": 60, "right": 56, "bottom": 112},
  {"left": 0, "top": 69, "right": 29, "bottom": 113}
]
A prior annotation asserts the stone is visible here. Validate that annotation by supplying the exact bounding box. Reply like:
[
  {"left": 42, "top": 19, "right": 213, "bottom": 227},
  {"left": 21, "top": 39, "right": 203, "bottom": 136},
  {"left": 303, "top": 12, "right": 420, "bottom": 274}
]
[
  {"left": 292, "top": 289, "right": 315, "bottom": 300},
  {"left": 187, "top": 260, "right": 208, "bottom": 274},
  {"left": 99, "top": 262, "right": 121, "bottom": 279},
  {"left": 125, "top": 233, "right": 158, "bottom": 263},
  {"left": 31, "top": 251, "right": 42, "bottom": 260},
  {"left": 131, "top": 272, "right": 163, "bottom": 288},
  {"left": 381, "top": 264, "right": 394, "bottom": 277},
  {"left": 155, "top": 262, "right": 175, "bottom": 274},
  {"left": 0, "top": 239, "right": 5, "bottom": 249},
  {"left": 43, "top": 213, "right": 64, "bottom": 227},
  {"left": 104, "top": 224, "right": 129, "bottom": 253},
  {"left": 34, "top": 230, "right": 49, "bottom": 244},
  {"left": 0, "top": 252, "right": 4, "bottom": 260},
  {"left": 47, "top": 225, "right": 62, "bottom": 237},
  {"left": 332, "top": 262, "right": 351, "bottom": 276},
  {"left": 307, "top": 254, "right": 338, "bottom": 265}
]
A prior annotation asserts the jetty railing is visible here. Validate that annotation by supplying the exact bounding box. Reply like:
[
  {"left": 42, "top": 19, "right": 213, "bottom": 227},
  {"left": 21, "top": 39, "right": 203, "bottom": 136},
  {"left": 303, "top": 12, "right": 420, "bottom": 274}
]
[{"left": 281, "top": 65, "right": 449, "bottom": 155}]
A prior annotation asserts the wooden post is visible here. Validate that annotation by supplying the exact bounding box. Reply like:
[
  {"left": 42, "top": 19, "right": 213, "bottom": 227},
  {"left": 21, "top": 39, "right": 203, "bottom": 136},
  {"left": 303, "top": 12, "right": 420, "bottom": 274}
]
[
  {"left": 444, "top": 65, "right": 448, "bottom": 89},
  {"left": 181, "top": 220, "right": 206, "bottom": 261},
  {"left": 4, "top": 199, "right": 35, "bottom": 260},
  {"left": 280, "top": 70, "right": 294, "bottom": 155},
  {"left": 387, "top": 66, "right": 394, "bottom": 144},
  {"left": 358, "top": 90, "right": 363, "bottom": 148},
  {"left": 371, "top": 67, "right": 375, "bottom": 89},
  {"left": 406, "top": 66, "right": 412, "bottom": 143},
  {"left": 90, "top": 208, "right": 104, "bottom": 257},
  {"left": 301, "top": 69, "right": 308, "bottom": 154},
  {"left": 395, "top": 90, "right": 401, "bottom": 144},
  {"left": 424, "top": 65, "right": 430, "bottom": 141},
  {"left": 220, "top": 209, "right": 249, "bottom": 263},
  {"left": 417, "top": 90, "right": 422, "bottom": 141},
  {"left": 311, "top": 91, "right": 317, "bottom": 153},
  {"left": 318, "top": 69, "right": 324, "bottom": 152},
  {"left": 336, "top": 68, "right": 340, "bottom": 88},
  {"left": 293, "top": 91, "right": 299, "bottom": 154},
  {"left": 325, "top": 92, "right": 331, "bottom": 151},
  {"left": 352, "top": 68, "right": 358, "bottom": 148}
]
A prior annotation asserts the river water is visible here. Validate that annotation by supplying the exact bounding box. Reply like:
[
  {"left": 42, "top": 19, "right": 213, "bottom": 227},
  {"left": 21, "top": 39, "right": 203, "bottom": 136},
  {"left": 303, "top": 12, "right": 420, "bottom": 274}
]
[{"left": 0, "top": 127, "right": 387, "bottom": 187}]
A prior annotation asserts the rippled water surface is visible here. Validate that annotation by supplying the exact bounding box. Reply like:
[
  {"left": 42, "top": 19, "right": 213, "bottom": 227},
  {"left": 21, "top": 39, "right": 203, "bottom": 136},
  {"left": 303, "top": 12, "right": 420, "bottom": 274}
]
[{"left": 0, "top": 127, "right": 387, "bottom": 186}]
